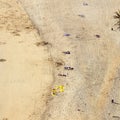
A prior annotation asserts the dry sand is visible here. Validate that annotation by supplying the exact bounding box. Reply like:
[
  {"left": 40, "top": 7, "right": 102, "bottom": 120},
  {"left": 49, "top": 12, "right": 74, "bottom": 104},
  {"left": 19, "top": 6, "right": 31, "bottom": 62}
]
[
  {"left": 0, "top": 0, "right": 53, "bottom": 120},
  {"left": 0, "top": 0, "right": 120, "bottom": 120}
]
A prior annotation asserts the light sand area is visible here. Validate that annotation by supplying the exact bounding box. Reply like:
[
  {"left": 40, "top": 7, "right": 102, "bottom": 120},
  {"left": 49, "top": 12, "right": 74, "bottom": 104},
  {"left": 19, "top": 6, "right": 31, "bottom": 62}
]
[
  {"left": 1, "top": 0, "right": 120, "bottom": 120},
  {"left": 0, "top": 0, "right": 53, "bottom": 120},
  {"left": 19, "top": 0, "right": 120, "bottom": 120}
]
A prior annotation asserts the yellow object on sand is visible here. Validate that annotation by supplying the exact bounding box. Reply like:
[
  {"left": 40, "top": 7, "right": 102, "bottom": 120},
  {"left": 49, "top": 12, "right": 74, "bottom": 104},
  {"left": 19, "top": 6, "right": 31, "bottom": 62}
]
[
  {"left": 51, "top": 85, "right": 64, "bottom": 96},
  {"left": 59, "top": 85, "right": 64, "bottom": 92}
]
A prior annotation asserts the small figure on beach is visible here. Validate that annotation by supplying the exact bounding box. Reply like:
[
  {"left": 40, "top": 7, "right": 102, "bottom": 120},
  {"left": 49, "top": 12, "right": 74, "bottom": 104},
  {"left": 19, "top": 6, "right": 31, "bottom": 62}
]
[
  {"left": 63, "top": 51, "right": 70, "bottom": 54},
  {"left": 58, "top": 73, "right": 67, "bottom": 77},
  {"left": 111, "top": 99, "right": 120, "bottom": 105},
  {"left": 95, "top": 34, "right": 100, "bottom": 38},
  {"left": 64, "top": 33, "right": 71, "bottom": 36},
  {"left": 64, "top": 67, "right": 74, "bottom": 70}
]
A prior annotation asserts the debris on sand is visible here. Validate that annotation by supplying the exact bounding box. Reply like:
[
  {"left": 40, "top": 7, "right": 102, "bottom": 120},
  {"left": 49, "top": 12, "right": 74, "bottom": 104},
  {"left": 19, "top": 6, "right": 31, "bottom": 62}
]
[
  {"left": 83, "top": 2, "right": 88, "bottom": 6},
  {"left": 55, "top": 59, "right": 65, "bottom": 67},
  {"left": 64, "top": 67, "right": 74, "bottom": 70},
  {"left": 95, "top": 34, "right": 100, "bottom": 38},
  {"left": 113, "top": 10, "right": 120, "bottom": 30},
  {"left": 11, "top": 31, "right": 20, "bottom": 36},
  {"left": 58, "top": 73, "right": 67, "bottom": 77},
  {"left": 112, "top": 116, "right": 120, "bottom": 119},
  {"left": 0, "top": 59, "right": 6, "bottom": 62},
  {"left": 111, "top": 99, "right": 114, "bottom": 103},
  {"left": 2, "top": 118, "right": 8, "bottom": 120},
  {"left": 76, "top": 35, "right": 80, "bottom": 38},
  {"left": 111, "top": 28, "right": 114, "bottom": 31},
  {"left": 51, "top": 89, "right": 57, "bottom": 96},
  {"left": 51, "top": 85, "right": 65, "bottom": 96},
  {"left": 35, "top": 41, "right": 49, "bottom": 46},
  {"left": 55, "top": 62, "right": 64, "bottom": 67},
  {"left": 111, "top": 99, "right": 120, "bottom": 105},
  {"left": 63, "top": 51, "right": 70, "bottom": 54},
  {"left": 78, "top": 14, "right": 85, "bottom": 18},
  {"left": 64, "top": 33, "right": 71, "bottom": 36},
  {"left": 0, "top": 42, "right": 6, "bottom": 45}
]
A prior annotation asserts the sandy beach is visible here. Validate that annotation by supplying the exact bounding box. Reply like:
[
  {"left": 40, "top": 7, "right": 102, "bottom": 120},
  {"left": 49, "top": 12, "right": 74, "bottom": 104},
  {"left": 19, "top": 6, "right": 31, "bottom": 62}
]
[
  {"left": 0, "top": 0, "right": 120, "bottom": 120},
  {"left": 0, "top": 0, "right": 53, "bottom": 120}
]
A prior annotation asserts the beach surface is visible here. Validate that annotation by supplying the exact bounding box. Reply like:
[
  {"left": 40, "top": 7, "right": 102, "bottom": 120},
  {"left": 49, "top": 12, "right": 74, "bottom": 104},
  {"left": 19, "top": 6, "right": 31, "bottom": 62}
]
[{"left": 0, "top": 0, "right": 120, "bottom": 120}]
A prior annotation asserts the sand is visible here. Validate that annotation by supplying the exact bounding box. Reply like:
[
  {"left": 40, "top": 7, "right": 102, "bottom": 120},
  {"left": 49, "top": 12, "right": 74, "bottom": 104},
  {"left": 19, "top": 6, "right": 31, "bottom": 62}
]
[
  {"left": 0, "top": 0, "right": 120, "bottom": 120},
  {"left": 0, "top": 0, "right": 53, "bottom": 120}
]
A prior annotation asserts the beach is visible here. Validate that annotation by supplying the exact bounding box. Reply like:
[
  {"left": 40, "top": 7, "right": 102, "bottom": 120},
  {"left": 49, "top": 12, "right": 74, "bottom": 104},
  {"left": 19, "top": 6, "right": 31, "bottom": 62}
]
[{"left": 0, "top": 0, "right": 120, "bottom": 120}]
